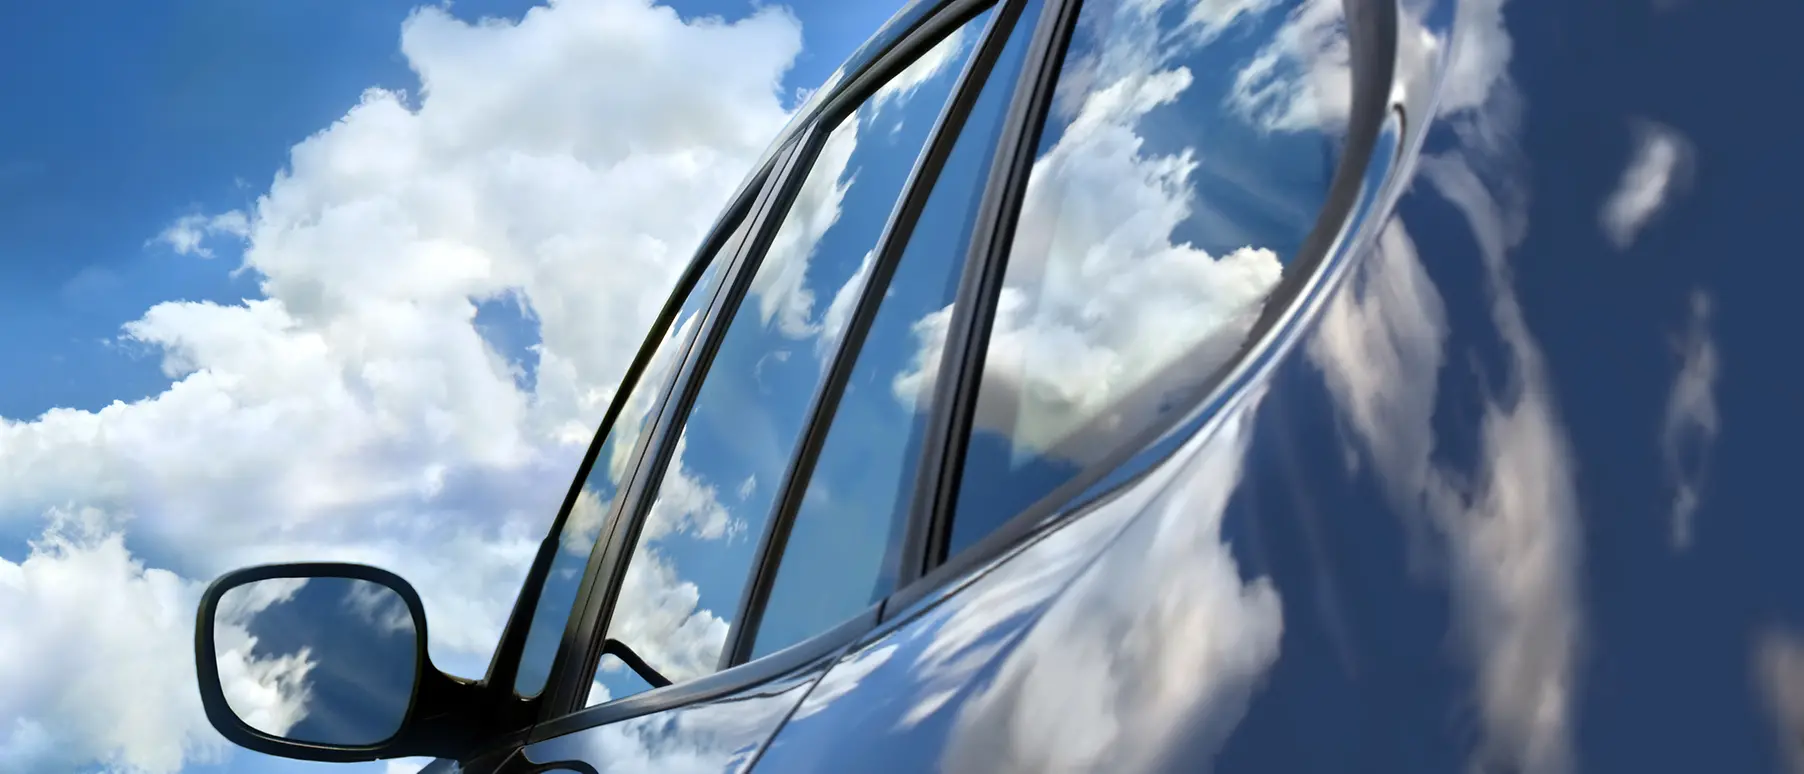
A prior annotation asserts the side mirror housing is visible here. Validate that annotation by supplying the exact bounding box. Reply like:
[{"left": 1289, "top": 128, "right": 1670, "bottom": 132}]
[{"left": 194, "top": 562, "right": 490, "bottom": 763}]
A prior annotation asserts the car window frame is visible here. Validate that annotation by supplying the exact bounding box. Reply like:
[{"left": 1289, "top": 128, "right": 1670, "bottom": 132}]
[
  {"left": 518, "top": 0, "right": 1398, "bottom": 738},
  {"left": 466, "top": 157, "right": 781, "bottom": 735},
  {"left": 717, "top": 0, "right": 1031, "bottom": 671},
  {"left": 527, "top": 0, "right": 1022, "bottom": 726},
  {"left": 883, "top": 0, "right": 1402, "bottom": 617}
]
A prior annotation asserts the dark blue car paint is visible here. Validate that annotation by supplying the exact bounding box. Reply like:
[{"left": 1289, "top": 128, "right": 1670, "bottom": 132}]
[{"left": 427, "top": 0, "right": 1802, "bottom": 770}]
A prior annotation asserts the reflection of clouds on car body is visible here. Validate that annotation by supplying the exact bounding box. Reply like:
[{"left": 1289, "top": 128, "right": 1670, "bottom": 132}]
[
  {"left": 892, "top": 463, "right": 1171, "bottom": 730},
  {"left": 1600, "top": 120, "right": 1695, "bottom": 252},
  {"left": 526, "top": 664, "right": 822, "bottom": 774},
  {"left": 1661, "top": 289, "right": 1718, "bottom": 551},
  {"left": 941, "top": 397, "right": 1279, "bottom": 774},
  {"left": 1308, "top": 1, "right": 1585, "bottom": 771}
]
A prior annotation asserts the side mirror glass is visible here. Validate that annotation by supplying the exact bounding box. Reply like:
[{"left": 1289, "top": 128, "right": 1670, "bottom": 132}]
[{"left": 196, "top": 563, "right": 428, "bottom": 757}]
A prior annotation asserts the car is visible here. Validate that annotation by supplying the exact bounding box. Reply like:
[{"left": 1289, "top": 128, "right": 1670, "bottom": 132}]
[{"left": 190, "top": 0, "right": 1789, "bottom": 771}]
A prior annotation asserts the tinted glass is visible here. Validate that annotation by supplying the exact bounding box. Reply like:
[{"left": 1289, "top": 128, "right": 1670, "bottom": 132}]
[
  {"left": 511, "top": 214, "right": 748, "bottom": 697},
  {"left": 592, "top": 10, "right": 996, "bottom": 704},
  {"left": 749, "top": 0, "right": 1041, "bottom": 660},
  {"left": 946, "top": 0, "right": 1339, "bottom": 554},
  {"left": 213, "top": 576, "right": 419, "bottom": 746}
]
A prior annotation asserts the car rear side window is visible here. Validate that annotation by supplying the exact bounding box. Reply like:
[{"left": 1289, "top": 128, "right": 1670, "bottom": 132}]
[
  {"left": 589, "top": 8, "right": 998, "bottom": 704},
  {"left": 943, "top": 0, "right": 1338, "bottom": 557},
  {"left": 746, "top": 0, "right": 1040, "bottom": 661}
]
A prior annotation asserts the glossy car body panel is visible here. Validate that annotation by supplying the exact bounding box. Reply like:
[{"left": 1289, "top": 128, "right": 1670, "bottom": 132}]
[
  {"left": 420, "top": 0, "right": 1799, "bottom": 771},
  {"left": 742, "top": 0, "right": 1804, "bottom": 771},
  {"left": 517, "top": 656, "right": 833, "bottom": 774}
]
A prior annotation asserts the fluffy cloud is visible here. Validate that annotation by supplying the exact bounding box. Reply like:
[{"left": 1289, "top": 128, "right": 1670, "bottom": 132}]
[
  {"left": 0, "top": 509, "right": 225, "bottom": 773},
  {"left": 0, "top": 0, "right": 806, "bottom": 771}
]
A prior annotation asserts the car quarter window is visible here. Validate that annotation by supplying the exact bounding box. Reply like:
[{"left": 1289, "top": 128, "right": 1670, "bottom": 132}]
[
  {"left": 746, "top": 0, "right": 1043, "bottom": 661},
  {"left": 587, "top": 6, "right": 999, "bottom": 706},
  {"left": 511, "top": 209, "right": 753, "bottom": 698},
  {"left": 943, "top": 0, "right": 1339, "bottom": 557}
]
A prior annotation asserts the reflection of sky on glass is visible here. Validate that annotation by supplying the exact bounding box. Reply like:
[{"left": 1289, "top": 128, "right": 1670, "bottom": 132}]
[
  {"left": 513, "top": 244, "right": 732, "bottom": 697},
  {"left": 948, "top": 0, "right": 1334, "bottom": 554},
  {"left": 751, "top": 0, "right": 1042, "bottom": 660},
  {"left": 594, "top": 10, "right": 993, "bottom": 702},
  {"left": 221, "top": 577, "right": 417, "bottom": 746}
]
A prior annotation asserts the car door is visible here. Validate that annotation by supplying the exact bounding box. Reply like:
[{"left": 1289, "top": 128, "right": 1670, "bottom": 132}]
[{"left": 457, "top": 1, "right": 1039, "bottom": 771}]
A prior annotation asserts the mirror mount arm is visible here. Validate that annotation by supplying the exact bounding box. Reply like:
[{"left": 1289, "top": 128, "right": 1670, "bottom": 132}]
[{"left": 601, "top": 639, "right": 672, "bottom": 688}]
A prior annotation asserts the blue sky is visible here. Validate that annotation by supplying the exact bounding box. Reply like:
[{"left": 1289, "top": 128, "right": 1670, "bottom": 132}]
[
  {"left": 0, "top": 0, "right": 891, "bottom": 422},
  {"left": 11, "top": 0, "right": 1785, "bottom": 773},
  {"left": 0, "top": 1, "right": 900, "bottom": 772},
  {"left": 0, "top": 1, "right": 1335, "bottom": 770}
]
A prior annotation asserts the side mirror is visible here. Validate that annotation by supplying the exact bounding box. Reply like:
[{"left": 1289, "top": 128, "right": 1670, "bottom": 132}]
[{"left": 194, "top": 563, "right": 487, "bottom": 762}]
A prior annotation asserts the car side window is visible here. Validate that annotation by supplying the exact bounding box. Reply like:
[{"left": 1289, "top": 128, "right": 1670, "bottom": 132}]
[
  {"left": 588, "top": 8, "right": 998, "bottom": 706},
  {"left": 746, "top": 0, "right": 1041, "bottom": 661},
  {"left": 511, "top": 210, "right": 751, "bottom": 698},
  {"left": 944, "top": 0, "right": 1338, "bottom": 556}
]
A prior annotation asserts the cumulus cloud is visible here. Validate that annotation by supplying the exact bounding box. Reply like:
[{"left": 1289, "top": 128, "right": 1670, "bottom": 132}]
[
  {"left": 894, "top": 0, "right": 1286, "bottom": 465},
  {"left": 0, "top": 0, "right": 807, "bottom": 770},
  {"left": 1662, "top": 289, "right": 1718, "bottom": 550},
  {"left": 1601, "top": 120, "right": 1694, "bottom": 250},
  {"left": 0, "top": 510, "right": 226, "bottom": 773}
]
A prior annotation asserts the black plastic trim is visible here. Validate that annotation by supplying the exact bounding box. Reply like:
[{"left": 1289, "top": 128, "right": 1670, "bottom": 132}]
[
  {"left": 494, "top": 159, "right": 776, "bottom": 715},
  {"left": 194, "top": 562, "right": 477, "bottom": 763},
  {"left": 600, "top": 639, "right": 672, "bottom": 689},
  {"left": 526, "top": 606, "right": 875, "bottom": 743},
  {"left": 897, "top": 0, "right": 1078, "bottom": 588},
  {"left": 717, "top": 0, "right": 1020, "bottom": 672},
  {"left": 887, "top": 0, "right": 1400, "bottom": 616},
  {"left": 534, "top": 138, "right": 809, "bottom": 718},
  {"left": 541, "top": 0, "right": 1054, "bottom": 722}
]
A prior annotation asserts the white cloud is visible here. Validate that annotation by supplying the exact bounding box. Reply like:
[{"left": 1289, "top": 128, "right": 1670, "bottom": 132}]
[
  {"left": 1662, "top": 289, "right": 1718, "bottom": 550},
  {"left": 153, "top": 210, "right": 251, "bottom": 258},
  {"left": 1601, "top": 120, "right": 1693, "bottom": 250},
  {"left": 1, "top": 0, "right": 807, "bottom": 771},
  {"left": 893, "top": 1, "right": 1284, "bottom": 464},
  {"left": 0, "top": 510, "right": 226, "bottom": 774}
]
